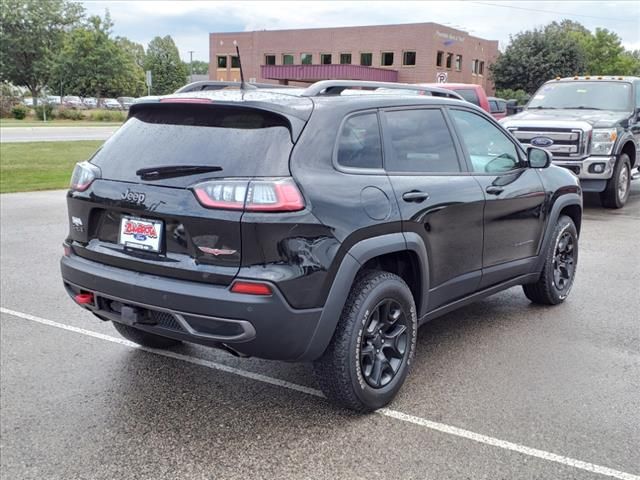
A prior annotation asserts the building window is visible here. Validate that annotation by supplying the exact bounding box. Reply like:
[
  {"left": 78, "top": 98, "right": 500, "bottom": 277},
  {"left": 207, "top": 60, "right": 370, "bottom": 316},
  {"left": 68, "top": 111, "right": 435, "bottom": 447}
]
[
  {"left": 282, "top": 54, "right": 294, "bottom": 65},
  {"left": 381, "top": 52, "right": 394, "bottom": 66},
  {"left": 301, "top": 53, "right": 313, "bottom": 65},
  {"left": 455, "top": 55, "right": 462, "bottom": 71},
  {"left": 436, "top": 51, "right": 444, "bottom": 67},
  {"left": 446, "top": 53, "right": 453, "bottom": 69},
  {"left": 340, "top": 53, "right": 352, "bottom": 64},
  {"left": 403, "top": 51, "right": 416, "bottom": 66},
  {"left": 217, "top": 56, "right": 227, "bottom": 69},
  {"left": 479, "top": 61, "right": 485, "bottom": 75},
  {"left": 264, "top": 54, "right": 276, "bottom": 65},
  {"left": 231, "top": 55, "right": 240, "bottom": 68},
  {"left": 471, "top": 59, "right": 478, "bottom": 74},
  {"left": 360, "top": 52, "right": 372, "bottom": 66},
  {"left": 320, "top": 53, "right": 332, "bottom": 65}
]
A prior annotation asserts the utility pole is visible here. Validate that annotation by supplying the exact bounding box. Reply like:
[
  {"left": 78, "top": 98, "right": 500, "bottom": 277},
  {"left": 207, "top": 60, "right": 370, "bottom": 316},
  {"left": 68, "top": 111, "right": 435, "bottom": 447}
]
[{"left": 188, "top": 50, "right": 195, "bottom": 82}]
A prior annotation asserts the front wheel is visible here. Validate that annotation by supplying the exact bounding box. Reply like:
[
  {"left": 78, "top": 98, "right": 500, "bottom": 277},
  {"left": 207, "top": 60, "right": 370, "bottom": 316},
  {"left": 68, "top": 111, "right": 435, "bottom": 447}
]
[
  {"left": 313, "top": 271, "right": 417, "bottom": 412},
  {"left": 523, "top": 215, "right": 578, "bottom": 305},
  {"left": 600, "top": 154, "right": 631, "bottom": 209}
]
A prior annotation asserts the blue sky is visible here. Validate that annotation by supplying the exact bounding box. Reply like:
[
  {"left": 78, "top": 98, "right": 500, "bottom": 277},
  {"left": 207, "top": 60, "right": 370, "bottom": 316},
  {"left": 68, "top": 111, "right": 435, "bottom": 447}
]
[{"left": 81, "top": 1, "right": 640, "bottom": 62}]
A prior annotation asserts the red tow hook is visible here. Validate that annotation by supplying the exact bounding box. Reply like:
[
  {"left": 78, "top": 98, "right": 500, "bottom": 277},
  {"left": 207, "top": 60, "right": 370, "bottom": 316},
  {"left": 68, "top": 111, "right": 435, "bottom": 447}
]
[{"left": 75, "top": 293, "right": 94, "bottom": 305}]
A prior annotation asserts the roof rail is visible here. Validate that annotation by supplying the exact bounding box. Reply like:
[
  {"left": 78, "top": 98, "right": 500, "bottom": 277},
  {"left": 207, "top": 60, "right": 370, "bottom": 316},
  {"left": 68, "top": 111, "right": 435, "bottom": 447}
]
[
  {"left": 300, "top": 80, "right": 464, "bottom": 101},
  {"left": 175, "top": 81, "right": 289, "bottom": 93}
]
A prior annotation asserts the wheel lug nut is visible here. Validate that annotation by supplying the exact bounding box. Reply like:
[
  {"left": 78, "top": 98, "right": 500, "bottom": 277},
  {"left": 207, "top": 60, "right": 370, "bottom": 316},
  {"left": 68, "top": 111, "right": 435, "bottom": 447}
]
[{"left": 381, "top": 339, "right": 385, "bottom": 343}]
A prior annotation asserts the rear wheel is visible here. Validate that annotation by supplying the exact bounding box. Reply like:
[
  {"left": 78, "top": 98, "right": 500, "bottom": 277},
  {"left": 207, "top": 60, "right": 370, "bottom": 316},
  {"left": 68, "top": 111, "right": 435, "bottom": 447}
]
[
  {"left": 313, "top": 271, "right": 417, "bottom": 412},
  {"left": 112, "top": 321, "right": 181, "bottom": 349},
  {"left": 523, "top": 215, "right": 578, "bottom": 305},
  {"left": 600, "top": 154, "right": 631, "bottom": 209}
]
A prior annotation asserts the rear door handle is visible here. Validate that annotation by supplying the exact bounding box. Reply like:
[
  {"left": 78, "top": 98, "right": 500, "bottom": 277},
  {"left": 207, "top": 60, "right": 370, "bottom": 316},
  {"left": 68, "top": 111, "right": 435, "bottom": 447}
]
[
  {"left": 485, "top": 186, "right": 504, "bottom": 195},
  {"left": 402, "top": 191, "right": 430, "bottom": 202}
]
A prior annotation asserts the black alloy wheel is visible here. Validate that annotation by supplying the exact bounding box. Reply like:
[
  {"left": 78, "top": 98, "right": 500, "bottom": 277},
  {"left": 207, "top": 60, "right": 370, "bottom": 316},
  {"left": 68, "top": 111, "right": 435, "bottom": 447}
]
[
  {"left": 552, "top": 231, "right": 576, "bottom": 292},
  {"left": 360, "top": 299, "right": 409, "bottom": 389}
]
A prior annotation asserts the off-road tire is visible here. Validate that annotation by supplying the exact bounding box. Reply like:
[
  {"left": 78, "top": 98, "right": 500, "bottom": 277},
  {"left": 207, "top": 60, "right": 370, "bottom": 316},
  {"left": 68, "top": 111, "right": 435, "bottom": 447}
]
[
  {"left": 112, "top": 321, "right": 181, "bottom": 349},
  {"left": 523, "top": 215, "right": 578, "bottom": 305},
  {"left": 600, "top": 154, "right": 631, "bottom": 209},
  {"left": 313, "top": 270, "right": 417, "bottom": 412}
]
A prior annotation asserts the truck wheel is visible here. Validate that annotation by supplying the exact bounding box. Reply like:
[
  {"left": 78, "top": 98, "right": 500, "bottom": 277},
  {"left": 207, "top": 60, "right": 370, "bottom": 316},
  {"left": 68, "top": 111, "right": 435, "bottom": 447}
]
[
  {"left": 313, "top": 271, "right": 417, "bottom": 412},
  {"left": 600, "top": 154, "right": 631, "bottom": 209},
  {"left": 112, "top": 321, "right": 181, "bottom": 349},
  {"left": 523, "top": 215, "right": 578, "bottom": 305}
]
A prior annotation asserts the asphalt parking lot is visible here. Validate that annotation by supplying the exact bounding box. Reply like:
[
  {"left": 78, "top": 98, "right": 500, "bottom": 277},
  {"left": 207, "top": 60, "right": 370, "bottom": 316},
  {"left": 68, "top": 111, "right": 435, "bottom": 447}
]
[{"left": 1, "top": 186, "right": 639, "bottom": 480}]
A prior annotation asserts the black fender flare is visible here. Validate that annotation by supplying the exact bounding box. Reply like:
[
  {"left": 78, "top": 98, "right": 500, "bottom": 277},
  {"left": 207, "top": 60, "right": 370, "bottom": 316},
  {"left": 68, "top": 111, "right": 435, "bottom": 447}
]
[
  {"left": 296, "top": 232, "right": 429, "bottom": 361},
  {"left": 534, "top": 192, "right": 582, "bottom": 273}
]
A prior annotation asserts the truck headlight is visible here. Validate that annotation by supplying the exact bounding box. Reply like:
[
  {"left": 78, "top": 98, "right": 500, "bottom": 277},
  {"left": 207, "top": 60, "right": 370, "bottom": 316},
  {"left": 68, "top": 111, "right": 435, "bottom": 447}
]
[{"left": 591, "top": 128, "right": 617, "bottom": 155}]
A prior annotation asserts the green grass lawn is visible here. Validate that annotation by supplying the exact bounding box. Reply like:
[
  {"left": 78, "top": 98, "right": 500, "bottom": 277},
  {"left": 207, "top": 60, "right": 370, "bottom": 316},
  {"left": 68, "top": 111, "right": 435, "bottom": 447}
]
[
  {"left": 0, "top": 141, "right": 102, "bottom": 193},
  {"left": 0, "top": 119, "right": 122, "bottom": 127}
]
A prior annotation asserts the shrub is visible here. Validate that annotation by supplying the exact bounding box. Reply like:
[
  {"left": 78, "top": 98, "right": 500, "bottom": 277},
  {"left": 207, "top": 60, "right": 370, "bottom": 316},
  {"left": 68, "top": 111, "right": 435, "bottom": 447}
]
[
  {"left": 11, "top": 104, "right": 28, "bottom": 120},
  {"left": 89, "top": 109, "right": 126, "bottom": 122},
  {"left": 34, "top": 104, "right": 55, "bottom": 121},
  {"left": 1, "top": 82, "right": 21, "bottom": 118},
  {"left": 495, "top": 88, "right": 530, "bottom": 105},
  {"left": 56, "top": 108, "right": 85, "bottom": 120}
]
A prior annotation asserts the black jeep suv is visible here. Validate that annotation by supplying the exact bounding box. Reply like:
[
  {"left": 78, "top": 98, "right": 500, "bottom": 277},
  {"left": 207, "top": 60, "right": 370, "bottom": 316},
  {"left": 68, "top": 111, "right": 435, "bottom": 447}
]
[{"left": 61, "top": 80, "right": 582, "bottom": 411}]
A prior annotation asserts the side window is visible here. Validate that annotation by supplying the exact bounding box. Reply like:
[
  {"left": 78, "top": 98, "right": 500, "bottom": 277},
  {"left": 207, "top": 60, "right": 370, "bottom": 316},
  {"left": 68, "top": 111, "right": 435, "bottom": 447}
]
[
  {"left": 635, "top": 81, "right": 640, "bottom": 108},
  {"left": 488, "top": 100, "right": 498, "bottom": 113},
  {"left": 498, "top": 100, "right": 507, "bottom": 113},
  {"left": 449, "top": 109, "right": 521, "bottom": 173},
  {"left": 337, "top": 113, "right": 383, "bottom": 169},
  {"left": 385, "top": 109, "right": 460, "bottom": 173}
]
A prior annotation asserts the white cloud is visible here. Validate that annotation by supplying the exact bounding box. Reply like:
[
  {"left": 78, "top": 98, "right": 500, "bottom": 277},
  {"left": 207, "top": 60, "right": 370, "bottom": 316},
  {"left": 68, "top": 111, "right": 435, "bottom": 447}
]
[{"left": 81, "top": 0, "right": 640, "bottom": 62}]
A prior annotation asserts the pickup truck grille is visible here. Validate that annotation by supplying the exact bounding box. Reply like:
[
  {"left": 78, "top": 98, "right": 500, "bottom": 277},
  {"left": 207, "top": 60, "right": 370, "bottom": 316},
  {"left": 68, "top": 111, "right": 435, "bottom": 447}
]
[{"left": 508, "top": 127, "right": 586, "bottom": 159}]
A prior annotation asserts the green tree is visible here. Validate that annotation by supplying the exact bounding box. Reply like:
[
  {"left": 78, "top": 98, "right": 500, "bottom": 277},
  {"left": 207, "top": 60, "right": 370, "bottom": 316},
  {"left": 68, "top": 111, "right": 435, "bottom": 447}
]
[
  {"left": 186, "top": 60, "right": 209, "bottom": 75},
  {"left": 581, "top": 29, "right": 640, "bottom": 75},
  {"left": 0, "top": 0, "right": 84, "bottom": 105},
  {"left": 52, "top": 13, "right": 145, "bottom": 98},
  {"left": 116, "top": 37, "right": 146, "bottom": 70},
  {"left": 145, "top": 36, "right": 188, "bottom": 95},
  {"left": 490, "top": 22, "right": 587, "bottom": 94}
]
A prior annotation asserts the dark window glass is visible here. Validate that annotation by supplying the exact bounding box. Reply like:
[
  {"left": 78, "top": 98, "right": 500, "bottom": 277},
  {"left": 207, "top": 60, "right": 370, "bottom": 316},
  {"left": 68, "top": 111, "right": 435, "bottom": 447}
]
[
  {"left": 340, "top": 53, "right": 352, "bottom": 64},
  {"left": 90, "top": 105, "right": 294, "bottom": 186},
  {"left": 403, "top": 51, "right": 416, "bottom": 66},
  {"left": 282, "top": 54, "right": 294, "bottom": 65},
  {"left": 479, "top": 61, "right": 485, "bottom": 75},
  {"left": 528, "top": 81, "right": 633, "bottom": 111},
  {"left": 320, "top": 54, "right": 332, "bottom": 65},
  {"left": 489, "top": 100, "right": 498, "bottom": 113},
  {"left": 381, "top": 52, "right": 394, "bottom": 66},
  {"left": 456, "top": 88, "right": 481, "bottom": 106},
  {"left": 446, "top": 53, "right": 453, "bottom": 69},
  {"left": 231, "top": 56, "right": 240, "bottom": 68},
  {"left": 337, "top": 113, "right": 382, "bottom": 169},
  {"left": 385, "top": 109, "right": 460, "bottom": 173},
  {"left": 450, "top": 109, "right": 520, "bottom": 173},
  {"left": 455, "top": 55, "right": 462, "bottom": 71},
  {"left": 264, "top": 55, "right": 276, "bottom": 65},
  {"left": 635, "top": 81, "right": 640, "bottom": 108},
  {"left": 360, "top": 52, "right": 372, "bottom": 66},
  {"left": 301, "top": 53, "right": 312, "bottom": 65},
  {"left": 436, "top": 51, "right": 444, "bottom": 67},
  {"left": 217, "top": 56, "right": 227, "bottom": 68}
]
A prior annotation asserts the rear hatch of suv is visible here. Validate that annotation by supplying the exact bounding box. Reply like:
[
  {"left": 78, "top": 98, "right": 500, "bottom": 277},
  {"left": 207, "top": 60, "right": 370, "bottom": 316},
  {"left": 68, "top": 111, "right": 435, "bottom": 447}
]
[{"left": 65, "top": 97, "right": 312, "bottom": 286}]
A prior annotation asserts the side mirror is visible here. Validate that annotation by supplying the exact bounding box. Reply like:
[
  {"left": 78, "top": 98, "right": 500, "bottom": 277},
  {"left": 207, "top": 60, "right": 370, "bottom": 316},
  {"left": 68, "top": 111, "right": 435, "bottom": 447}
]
[
  {"left": 506, "top": 99, "right": 518, "bottom": 116},
  {"left": 527, "top": 147, "right": 552, "bottom": 168}
]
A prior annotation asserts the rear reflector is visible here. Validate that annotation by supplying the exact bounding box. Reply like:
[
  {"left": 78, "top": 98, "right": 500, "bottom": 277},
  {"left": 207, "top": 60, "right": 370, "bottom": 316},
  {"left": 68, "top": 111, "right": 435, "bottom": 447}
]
[
  {"left": 230, "top": 281, "right": 272, "bottom": 296},
  {"left": 193, "top": 177, "right": 305, "bottom": 212},
  {"left": 75, "top": 293, "right": 94, "bottom": 305},
  {"left": 63, "top": 244, "right": 71, "bottom": 257}
]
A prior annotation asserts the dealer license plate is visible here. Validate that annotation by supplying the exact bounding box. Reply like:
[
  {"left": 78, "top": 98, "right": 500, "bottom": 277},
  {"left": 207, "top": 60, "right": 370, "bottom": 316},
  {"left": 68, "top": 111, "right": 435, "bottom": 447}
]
[{"left": 119, "top": 216, "right": 163, "bottom": 252}]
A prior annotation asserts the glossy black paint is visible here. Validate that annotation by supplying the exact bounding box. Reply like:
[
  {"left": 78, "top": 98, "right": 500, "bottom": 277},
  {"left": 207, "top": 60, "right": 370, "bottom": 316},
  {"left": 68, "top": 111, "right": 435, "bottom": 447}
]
[{"left": 61, "top": 90, "right": 583, "bottom": 361}]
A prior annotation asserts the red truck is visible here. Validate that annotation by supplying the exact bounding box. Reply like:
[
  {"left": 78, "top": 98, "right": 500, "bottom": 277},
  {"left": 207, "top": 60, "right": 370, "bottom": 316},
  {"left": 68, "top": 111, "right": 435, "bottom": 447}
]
[{"left": 419, "top": 83, "right": 507, "bottom": 119}]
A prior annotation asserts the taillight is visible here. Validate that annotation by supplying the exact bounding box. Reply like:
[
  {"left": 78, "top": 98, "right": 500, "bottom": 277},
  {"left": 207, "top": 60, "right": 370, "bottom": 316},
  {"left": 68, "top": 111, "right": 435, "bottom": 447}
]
[
  {"left": 70, "top": 161, "right": 101, "bottom": 192},
  {"left": 193, "top": 177, "right": 305, "bottom": 212}
]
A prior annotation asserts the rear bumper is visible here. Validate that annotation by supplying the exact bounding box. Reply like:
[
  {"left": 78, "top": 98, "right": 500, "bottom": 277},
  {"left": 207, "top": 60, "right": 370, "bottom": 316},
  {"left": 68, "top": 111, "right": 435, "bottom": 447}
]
[{"left": 60, "top": 253, "right": 323, "bottom": 361}]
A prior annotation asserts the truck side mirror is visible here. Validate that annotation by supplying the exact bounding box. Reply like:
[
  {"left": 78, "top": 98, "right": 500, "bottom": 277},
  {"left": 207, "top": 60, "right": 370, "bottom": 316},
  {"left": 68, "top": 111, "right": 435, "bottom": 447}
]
[
  {"left": 506, "top": 99, "right": 518, "bottom": 116},
  {"left": 528, "top": 147, "right": 552, "bottom": 168}
]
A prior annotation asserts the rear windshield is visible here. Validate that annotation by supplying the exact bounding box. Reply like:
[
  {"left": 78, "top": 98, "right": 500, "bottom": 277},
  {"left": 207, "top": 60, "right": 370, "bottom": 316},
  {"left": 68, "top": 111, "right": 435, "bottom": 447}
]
[
  {"left": 454, "top": 89, "right": 480, "bottom": 106},
  {"left": 90, "top": 104, "right": 293, "bottom": 186}
]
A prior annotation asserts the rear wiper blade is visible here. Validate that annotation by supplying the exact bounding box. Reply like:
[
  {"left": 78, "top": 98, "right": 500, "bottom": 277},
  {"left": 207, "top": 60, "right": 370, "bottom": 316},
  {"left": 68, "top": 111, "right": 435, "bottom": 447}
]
[
  {"left": 136, "top": 165, "right": 223, "bottom": 180},
  {"left": 528, "top": 106, "right": 556, "bottom": 109},
  {"left": 565, "top": 106, "right": 602, "bottom": 110}
]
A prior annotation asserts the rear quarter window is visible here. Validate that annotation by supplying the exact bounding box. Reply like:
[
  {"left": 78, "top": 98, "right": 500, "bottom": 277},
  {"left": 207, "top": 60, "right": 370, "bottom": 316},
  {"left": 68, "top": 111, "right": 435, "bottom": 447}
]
[
  {"left": 336, "top": 112, "right": 383, "bottom": 169},
  {"left": 456, "top": 89, "right": 481, "bottom": 106}
]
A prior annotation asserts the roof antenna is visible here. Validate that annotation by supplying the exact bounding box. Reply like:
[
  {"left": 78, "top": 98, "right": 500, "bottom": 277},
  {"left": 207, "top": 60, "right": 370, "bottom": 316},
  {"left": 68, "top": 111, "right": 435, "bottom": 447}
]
[{"left": 233, "top": 41, "right": 255, "bottom": 91}]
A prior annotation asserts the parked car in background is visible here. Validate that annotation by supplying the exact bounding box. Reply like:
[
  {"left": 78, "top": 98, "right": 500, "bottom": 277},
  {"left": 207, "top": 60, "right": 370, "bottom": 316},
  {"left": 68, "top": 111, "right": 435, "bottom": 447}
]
[
  {"left": 419, "top": 83, "right": 495, "bottom": 117},
  {"left": 22, "top": 98, "right": 34, "bottom": 107},
  {"left": 83, "top": 97, "right": 98, "bottom": 109},
  {"left": 501, "top": 76, "right": 639, "bottom": 209},
  {"left": 488, "top": 97, "right": 508, "bottom": 119},
  {"left": 117, "top": 97, "right": 136, "bottom": 109},
  {"left": 62, "top": 96, "right": 85, "bottom": 109},
  {"left": 46, "top": 96, "right": 62, "bottom": 105},
  {"left": 101, "top": 98, "right": 122, "bottom": 110}
]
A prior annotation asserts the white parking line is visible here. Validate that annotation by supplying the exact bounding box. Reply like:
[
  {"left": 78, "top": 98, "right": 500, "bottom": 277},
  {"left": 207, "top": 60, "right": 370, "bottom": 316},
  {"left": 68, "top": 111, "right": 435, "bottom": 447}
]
[{"left": 2, "top": 306, "right": 638, "bottom": 480}]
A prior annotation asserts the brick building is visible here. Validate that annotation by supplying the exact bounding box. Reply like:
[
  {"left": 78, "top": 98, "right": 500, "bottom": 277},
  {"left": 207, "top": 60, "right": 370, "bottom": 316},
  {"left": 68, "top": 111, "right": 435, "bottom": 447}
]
[{"left": 209, "top": 22, "right": 499, "bottom": 93}]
